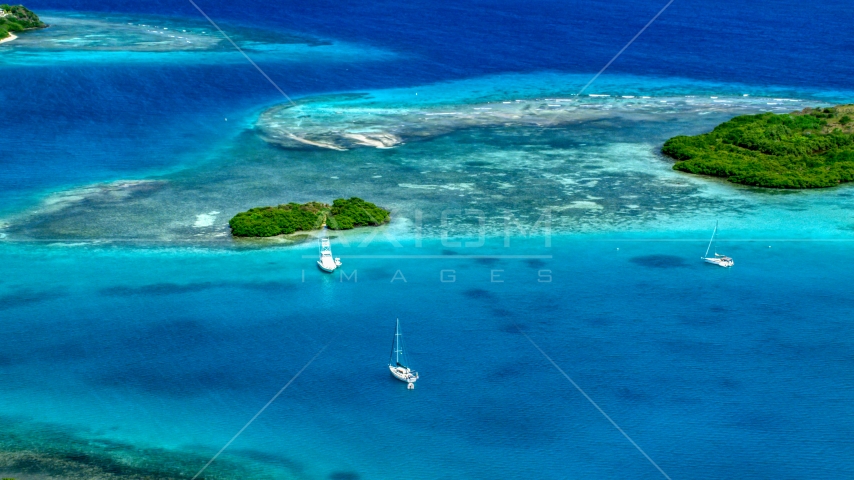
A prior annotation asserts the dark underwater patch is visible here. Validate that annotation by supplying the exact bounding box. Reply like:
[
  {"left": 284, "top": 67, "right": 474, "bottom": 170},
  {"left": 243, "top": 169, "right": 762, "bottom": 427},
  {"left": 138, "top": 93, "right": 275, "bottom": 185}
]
[
  {"left": 629, "top": 254, "right": 688, "bottom": 269},
  {"left": 464, "top": 160, "right": 491, "bottom": 167},
  {"left": 330, "top": 472, "right": 361, "bottom": 480},
  {"left": 524, "top": 258, "right": 547, "bottom": 269},
  {"left": 616, "top": 386, "right": 648, "bottom": 402},
  {"left": 100, "top": 282, "right": 217, "bottom": 296},
  {"left": 718, "top": 377, "right": 742, "bottom": 390},
  {"left": 492, "top": 362, "right": 524, "bottom": 378},
  {"left": 499, "top": 323, "right": 524, "bottom": 334},
  {"left": 229, "top": 447, "right": 306, "bottom": 473},
  {"left": 0, "top": 288, "right": 67, "bottom": 311},
  {"left": 100, "top": 281, "right": 289, "bottom": 296},
  {"left": 462, "top": 288, "right": 494, "bottom": 300},
  {"left": 474, "top": 257, "right": 500, "bottom": 266}
]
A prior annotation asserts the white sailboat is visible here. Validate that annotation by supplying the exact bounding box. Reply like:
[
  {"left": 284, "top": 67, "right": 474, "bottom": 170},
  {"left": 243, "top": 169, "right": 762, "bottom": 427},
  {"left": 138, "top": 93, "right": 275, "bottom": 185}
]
[
  {"left": 389, "top": 319, "right": 418, "bottom": 389},
  {"left": 702, "top": 221, "right": 734, "bottom": 268},
  {"left": 316, "top": 225, "right": 342, "bottom": 273}
]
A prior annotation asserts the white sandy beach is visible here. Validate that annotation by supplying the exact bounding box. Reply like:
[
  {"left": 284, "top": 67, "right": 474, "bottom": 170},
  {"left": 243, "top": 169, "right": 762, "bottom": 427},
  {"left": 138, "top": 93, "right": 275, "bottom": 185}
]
[{"left": 0, "top": 33, "right": 17, "bottom": 44}]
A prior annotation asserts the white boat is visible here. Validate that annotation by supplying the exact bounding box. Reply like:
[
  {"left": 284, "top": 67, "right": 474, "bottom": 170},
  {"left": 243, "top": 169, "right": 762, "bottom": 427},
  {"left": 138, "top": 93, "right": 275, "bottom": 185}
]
[
  {"left": 316, "top": 225, "right": 342, "bottom": 273},
  {"left": 702, "top": 221, "right": 734, "bottom": 268},
  {"left": 389, "top": 319, "right": 418, "bottom": 389}
]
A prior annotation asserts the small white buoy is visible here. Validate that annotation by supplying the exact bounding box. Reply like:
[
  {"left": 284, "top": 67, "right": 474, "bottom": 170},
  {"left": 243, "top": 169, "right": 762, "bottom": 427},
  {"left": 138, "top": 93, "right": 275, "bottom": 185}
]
[{"left": 407, "top": 382, "right": 414, "bottom": 390}]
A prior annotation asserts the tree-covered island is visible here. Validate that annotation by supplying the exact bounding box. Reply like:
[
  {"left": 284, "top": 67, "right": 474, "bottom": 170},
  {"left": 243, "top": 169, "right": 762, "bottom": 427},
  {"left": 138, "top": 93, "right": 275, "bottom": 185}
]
[
  {"left": 663, "top": 105, "right": 854, "bottom": 188},
  {"left": 229, "top": 197, "right": 391, "bottom": 237},
  {"left": 0, "top": 4, "right": 47, "bottom": 40}
]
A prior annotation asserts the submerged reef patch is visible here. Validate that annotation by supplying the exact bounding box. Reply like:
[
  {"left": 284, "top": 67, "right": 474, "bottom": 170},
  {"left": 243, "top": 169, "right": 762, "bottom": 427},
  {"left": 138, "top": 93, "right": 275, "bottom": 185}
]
[
  {"left": 1, "top": 12, "right": 394, "bottom": 65},
  {"left": 12, "top": 13, "right": 220, "bottom": 51},
  {"left": 8, "top": 12, "right": 327, "bottom": 52},
  {"left": 1, "top": 180, "right": 168, "bottom": 241},
  {"left": 8, "top": 78, "right": 853, "bottom": 244},
  {"left": 256, "top": 92, "right": 818, "bottom": 151},
  {"left": 0, "top": 416, "right": 281, "bottom": 479}
]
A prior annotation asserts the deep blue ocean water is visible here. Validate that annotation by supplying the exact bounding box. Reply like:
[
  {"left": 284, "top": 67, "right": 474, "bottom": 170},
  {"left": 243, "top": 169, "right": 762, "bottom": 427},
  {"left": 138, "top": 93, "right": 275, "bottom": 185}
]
[{"left": 1, "top": 0, "right": 853, "bottom": 478}]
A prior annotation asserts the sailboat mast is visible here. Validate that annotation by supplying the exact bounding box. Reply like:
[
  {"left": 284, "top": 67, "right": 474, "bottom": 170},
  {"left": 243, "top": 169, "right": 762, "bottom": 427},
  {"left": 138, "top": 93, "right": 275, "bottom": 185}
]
[
  {"left": 705, "top": 221, "right": 717, "bottom": 258},
  {"left": 389, "top": 320, "right": 397, "bottom": 365},
  {"left": 395, "top": 319, "right": 401, "bottom": 366}
]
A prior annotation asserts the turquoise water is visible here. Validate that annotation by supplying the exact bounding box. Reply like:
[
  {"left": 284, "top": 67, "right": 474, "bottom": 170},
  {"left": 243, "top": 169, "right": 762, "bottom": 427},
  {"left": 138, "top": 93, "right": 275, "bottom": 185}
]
[
  {"left": 0, "top": 11, "right": 395, "bottom": 65},
  {"left": 2, "top": 2, "right": 854, "bottom": 478},
  {"left": 1, "top": 234, "right": 853, "bottom": 478}
]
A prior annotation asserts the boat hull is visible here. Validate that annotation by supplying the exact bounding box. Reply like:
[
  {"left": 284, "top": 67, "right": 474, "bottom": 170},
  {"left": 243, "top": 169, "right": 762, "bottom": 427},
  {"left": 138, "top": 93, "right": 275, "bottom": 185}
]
[
  {"left": 389, "top": 365, "right": 418, "bottom": 383},
  {"left": 703, "top": 257, "right": 734, "bottom": 268},
  {"left": 317, "top": 260, "right": 336, "bottom": 273}
]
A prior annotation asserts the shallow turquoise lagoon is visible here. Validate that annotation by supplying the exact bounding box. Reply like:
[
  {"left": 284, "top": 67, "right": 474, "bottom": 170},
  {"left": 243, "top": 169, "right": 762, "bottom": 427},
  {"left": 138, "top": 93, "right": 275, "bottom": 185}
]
[{"left": 1, "top": 232, "right": 853, "bottom": 478}]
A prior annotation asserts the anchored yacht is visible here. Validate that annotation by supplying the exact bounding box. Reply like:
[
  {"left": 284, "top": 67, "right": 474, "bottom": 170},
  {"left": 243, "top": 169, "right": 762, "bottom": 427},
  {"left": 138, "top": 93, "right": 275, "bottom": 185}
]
[
  {"left": 702, "top": 221, "right": 734, "bottom": 268},
  {"left": 317, "top": 225, "right": 342, "bottom": 273},
  {"left": 389, "top": 319, "right": 418, "bottom": 389}
]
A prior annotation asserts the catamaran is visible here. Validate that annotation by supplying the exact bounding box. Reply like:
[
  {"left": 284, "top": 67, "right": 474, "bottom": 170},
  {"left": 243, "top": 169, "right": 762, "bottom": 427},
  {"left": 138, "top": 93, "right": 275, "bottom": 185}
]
[
  {"left": 389, "top": 319, "right": 418, "bottom": 389},
  {"left": 316, "top": 225, "right": 342, "bottom": 273},
  {"left": 702, "top": 221, "right": 734, "bottom": 268}
]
